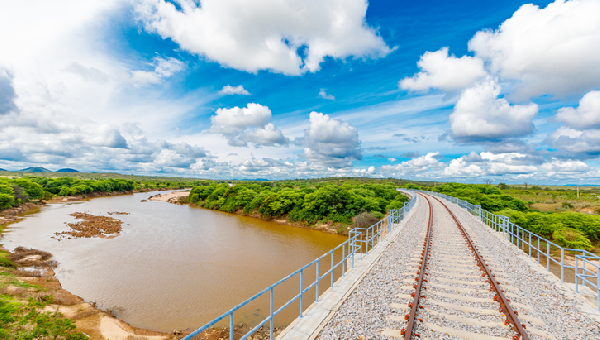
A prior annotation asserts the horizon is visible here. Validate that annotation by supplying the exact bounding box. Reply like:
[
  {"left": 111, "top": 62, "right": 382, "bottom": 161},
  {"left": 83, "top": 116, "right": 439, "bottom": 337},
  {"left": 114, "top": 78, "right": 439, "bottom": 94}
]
[{"left": 1, "top": 0, "right": 600, "bottom": 185}]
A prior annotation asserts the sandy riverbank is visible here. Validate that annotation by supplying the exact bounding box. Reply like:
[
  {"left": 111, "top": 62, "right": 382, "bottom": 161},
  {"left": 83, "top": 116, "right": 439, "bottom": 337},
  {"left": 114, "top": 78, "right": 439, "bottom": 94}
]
[{"left": 148, "top": 191, "right": 190, "bottom": 203}]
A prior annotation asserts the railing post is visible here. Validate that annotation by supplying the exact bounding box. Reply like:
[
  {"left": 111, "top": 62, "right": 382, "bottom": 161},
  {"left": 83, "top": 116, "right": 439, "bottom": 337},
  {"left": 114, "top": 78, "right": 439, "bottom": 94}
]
[
  {"left": 230, "top": 312, "right": 234, "bottom": 340},
  {"left": 575, "top": 256, "right": 579, "bottom": 294},
  {"left": 342, "top": 244, "right": 345, "bottom": 277},
  {"left": 315, "top": 260, "right": 319, "bottom": 302},
  {"left": 529, "top": 232, "right": 532, "bottom": 258},
  {"left": 270, "top": 287, "right": 274, "bottom": 340},
  {"left": 560, "top": 248, "right": 565, "bottom": 283},
  {"left": 331, "top": 252, "right": 334, "bottom": 288},
  {"left": 597, "top": 264, "right": 600, "bottom": 311},
  {"left": 299, "top": 269, "right": 303, "bottom": 317},
  {"left": 537, "top": 237, "right": 540, "bottom": 264},
  {"left": 547, "top": 242, "right": 550, "bottom": 272}
]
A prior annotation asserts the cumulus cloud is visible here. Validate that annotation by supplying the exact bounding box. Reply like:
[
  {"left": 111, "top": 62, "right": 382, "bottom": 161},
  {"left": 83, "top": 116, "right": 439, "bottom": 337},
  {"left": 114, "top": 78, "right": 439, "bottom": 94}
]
[
  {"left": 541, "top": 158, "right": 592, "bottom": 175},
  {"left": 239, "top": 124, "right": 289, "bottom": 146},
  {"left": 373, "top": 154, "right": 386, "bottom": 158},
  {"left": 450, "top": 79, "right": 538, "bottom": 142},
  {"left": 399, "top": 47, "right": 487, "bottom": 91},
  {"left": 556, "top": 91, "right": 600, "bottom": 129},
  {"left": 481, "top": 152, "right": 538, "bottom": 175},
  {"left": 380, "top": 152, "right": 445, "bottom": 178},
  {"left": 211, "top": 103, "right": 272, "bottom": 129},
  {"left": 388, "top": 158, "right": 396, "bottom": 162},
  {"left": 468, "top": 0, "right": 600, "bottom": 99},
  {"left": 319, "top": 89, "right": 335, "bottom": 100},
  {"left": 299, "top": 112, "right": 361, "bottom": 168},
  {"left": 90, "top": 125, "right": 128, "bottom": 149},
  {"left": 135, "top": 0, "right": 393, "bottom": 75},
  {"left": 443, "top": 158, "right": 484, "bottom": 177},
  {"left": 219, "top": 85, "right": 251, "bottom": 96},
  {"left": 208, "top": 103, "right": 289, "bottom": 147},
  {"left": 545, "top": 126, "right": 600, "bottom": 159}
]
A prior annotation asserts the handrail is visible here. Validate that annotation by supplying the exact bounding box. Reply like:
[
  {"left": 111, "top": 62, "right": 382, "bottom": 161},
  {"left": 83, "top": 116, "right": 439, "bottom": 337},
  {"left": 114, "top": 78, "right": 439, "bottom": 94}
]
[
  {"left": 417, "top": 189, "right": 600, "bottom": 311},
  {"left": 184, "top": 191, "right": 417, "bottom": 340}
]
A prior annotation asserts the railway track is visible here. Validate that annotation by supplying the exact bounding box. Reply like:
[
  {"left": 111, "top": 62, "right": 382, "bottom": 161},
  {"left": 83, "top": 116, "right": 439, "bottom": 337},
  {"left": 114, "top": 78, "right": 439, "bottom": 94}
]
[{"left": 382, "top": 193, "right": 554, "bottom": 340}]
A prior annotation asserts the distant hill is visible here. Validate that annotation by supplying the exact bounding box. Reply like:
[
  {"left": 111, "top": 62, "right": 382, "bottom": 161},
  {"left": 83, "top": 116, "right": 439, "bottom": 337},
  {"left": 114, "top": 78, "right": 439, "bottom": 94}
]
[
  {"left": 56, "top": 168, "right": 79, "bottom": 173},
  {"left": 0, "top": 168, "right": 7, "bottom": 172},
  {"left": 16, "top": 167, "right": 51, "bottom": 173}
]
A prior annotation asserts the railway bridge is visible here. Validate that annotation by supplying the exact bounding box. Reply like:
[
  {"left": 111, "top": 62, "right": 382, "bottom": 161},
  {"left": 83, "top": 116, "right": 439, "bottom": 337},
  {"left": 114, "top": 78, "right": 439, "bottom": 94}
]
[{"left": 186, "top": 191, "right": 600, "bottom": 340}]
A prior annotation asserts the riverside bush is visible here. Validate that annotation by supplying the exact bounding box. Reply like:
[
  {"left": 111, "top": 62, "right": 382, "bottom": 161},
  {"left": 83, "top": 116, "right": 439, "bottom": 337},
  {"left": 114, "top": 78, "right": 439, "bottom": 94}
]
[{"left": 189, "top": 180, "right": 408, "bottom": 229}]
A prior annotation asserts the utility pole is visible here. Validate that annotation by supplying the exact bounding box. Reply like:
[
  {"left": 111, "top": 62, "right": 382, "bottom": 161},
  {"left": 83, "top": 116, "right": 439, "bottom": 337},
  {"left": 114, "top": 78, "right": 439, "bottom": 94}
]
[{"left": 577, "top": 185, "right": 580, "bottom": 199}]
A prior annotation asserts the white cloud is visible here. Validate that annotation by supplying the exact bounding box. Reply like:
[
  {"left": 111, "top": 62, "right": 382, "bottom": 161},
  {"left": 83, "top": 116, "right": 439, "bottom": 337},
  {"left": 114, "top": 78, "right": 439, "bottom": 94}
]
[
  {"left": 218, "top": 85, "right": 251, "bottom": 96},
  {"left": 399, "top": 47, "right": 486, "bottom": 91},
  {"left": 480, "top": 152, "right": 538, "bottom": 175},
  {"left": 211, "top": 103, "right": 272, "bottom": 129},
  {"left": 468, "top": 0, "right": 600, "bottom": 99},
  {"left": 556, "top": 90, "right": 600, "bottom": 129},
  {"left": 208, "top": 103, "right": 290, "bottom": 147},
  {"left": 90, "top": 124, "right": 128, "bottom": 149},
  {"left": 300, "top": 112, "right": 361, "bottom": 168},
  {"left": 135, "top": 0, "right": 393, "bottom": 75},
  {"left": 130, "top": 56, "right": 184, "bottom": 85},
  {"left": 541, "top": 158, "right": 592, "bottom": 174},
  {"left": 545, "top": 127, "right": 600, "bottom": 159},
  {"left": 319, "top": 89, "right": 335, "bottom": 100},
  {"left": 443, "top": 158, "right": 484, "bottom": 177},
  {"left": 380, "top": 152, "right": 444, "bottom": 178},
  {"left": 240, "top": 124, "right": 290, "bottom": 146},
  {"left": 449, "top": 79, "right": 538, "bottom": 142},
  {"left": 388, "top": 158, "right": 396, "bottom": 162}
]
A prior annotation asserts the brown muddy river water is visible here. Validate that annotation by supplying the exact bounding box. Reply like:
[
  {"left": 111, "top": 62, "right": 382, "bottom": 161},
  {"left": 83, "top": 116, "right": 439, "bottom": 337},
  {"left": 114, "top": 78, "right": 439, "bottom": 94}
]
[{"left": 2, "top": 191, "right": 347, "bottom": 332}]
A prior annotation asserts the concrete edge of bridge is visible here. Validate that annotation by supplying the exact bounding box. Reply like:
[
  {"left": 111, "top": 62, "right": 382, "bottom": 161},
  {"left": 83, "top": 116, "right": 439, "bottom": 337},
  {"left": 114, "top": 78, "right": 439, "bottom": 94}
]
[
  {"left": 444, "top": 198, "right": 600, "bottom": 326},
  {"left": 276, "top": 195, "right": 421, "bottom": 340}
]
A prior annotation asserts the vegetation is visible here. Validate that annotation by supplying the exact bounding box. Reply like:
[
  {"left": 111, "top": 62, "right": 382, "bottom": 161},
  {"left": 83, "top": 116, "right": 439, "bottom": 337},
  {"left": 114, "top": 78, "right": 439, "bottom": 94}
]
[
  {"left": 188, "top": 178, "right": 409, "bottom": 232},
  {"left": 0, "top": 249, "right": 86, "bottom": 340},
  {"left": 0, "top": 175, "right": 207, "bottom": 212},
  {"left": 414, "top": 182, "right": 600, "bottom": 252}
]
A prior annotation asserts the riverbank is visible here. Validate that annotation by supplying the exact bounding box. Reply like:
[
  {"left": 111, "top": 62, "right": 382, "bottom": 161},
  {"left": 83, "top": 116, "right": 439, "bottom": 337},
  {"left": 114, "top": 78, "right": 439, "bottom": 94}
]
[
  {"left": 0, "top": 245, "right": 178, "bottom": 339},
  {"left": 0, "top": 189, "right": 307, "bottom": 339},
  {"left": 155, "top": 191, "right": 349, "bottom": 235}
]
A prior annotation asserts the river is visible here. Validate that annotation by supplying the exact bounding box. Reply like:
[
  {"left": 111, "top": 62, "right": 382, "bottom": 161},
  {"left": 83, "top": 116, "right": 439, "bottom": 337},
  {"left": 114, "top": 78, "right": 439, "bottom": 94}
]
[{"left": 1, "top": 191, "right": 347, "bottom": 332}]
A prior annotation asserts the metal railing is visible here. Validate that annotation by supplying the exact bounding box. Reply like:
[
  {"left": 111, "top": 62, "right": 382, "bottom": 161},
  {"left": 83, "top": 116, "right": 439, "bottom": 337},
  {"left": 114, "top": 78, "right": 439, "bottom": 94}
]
[
  {"left": 184, "top": 192, "right": 416, "bottom": 340},
  {"left": 419, "top": 190, "right": 600, "bottom": 311}
]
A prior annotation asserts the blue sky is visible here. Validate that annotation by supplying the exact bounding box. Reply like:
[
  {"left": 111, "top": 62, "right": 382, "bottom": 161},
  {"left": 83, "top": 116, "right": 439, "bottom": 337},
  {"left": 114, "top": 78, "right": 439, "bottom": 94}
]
[{"left": 1, "top": 0, "right": 600, "bottom": 184}]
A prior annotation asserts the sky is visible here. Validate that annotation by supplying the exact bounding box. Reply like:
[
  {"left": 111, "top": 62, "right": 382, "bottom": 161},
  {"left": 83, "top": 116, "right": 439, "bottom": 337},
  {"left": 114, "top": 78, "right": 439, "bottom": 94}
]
[{"left": 1, "top": 0, "right": 600, "bottom": 184}]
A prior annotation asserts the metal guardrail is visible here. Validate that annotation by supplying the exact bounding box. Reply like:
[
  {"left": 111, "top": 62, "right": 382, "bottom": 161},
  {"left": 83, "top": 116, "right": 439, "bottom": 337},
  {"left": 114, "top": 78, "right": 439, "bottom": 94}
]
[
  {"left": 184, "top": 192, "right": 417, "bottom": 340},
  {"left": 418, "top": 190, "right": 600, "bottom": 311}
]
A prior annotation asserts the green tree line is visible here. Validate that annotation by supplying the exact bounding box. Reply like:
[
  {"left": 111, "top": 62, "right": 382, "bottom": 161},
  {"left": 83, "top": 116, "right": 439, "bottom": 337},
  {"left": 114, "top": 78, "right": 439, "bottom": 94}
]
[
  {"left": 189, "top": 180, "right": 408, "bottom": 230},
  {"left": 0, "top": 176, "right": 204, "bottom": 211}
]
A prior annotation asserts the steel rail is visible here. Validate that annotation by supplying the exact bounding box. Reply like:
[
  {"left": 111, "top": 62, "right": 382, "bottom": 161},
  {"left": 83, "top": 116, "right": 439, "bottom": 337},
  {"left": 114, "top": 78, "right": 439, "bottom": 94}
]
[
  {"left": 427, "top": 194, "right": 530, "bottom": 340},
  {"left": 402, "top": 193, "right": 433, "bottom": 339}
]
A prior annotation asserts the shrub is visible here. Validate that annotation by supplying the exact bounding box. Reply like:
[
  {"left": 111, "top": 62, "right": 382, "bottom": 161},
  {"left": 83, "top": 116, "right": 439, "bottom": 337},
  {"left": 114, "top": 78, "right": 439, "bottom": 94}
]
[
  {"left": 552, "top": 228, "right": 593, "bottom": 251},
  {"left": 0, "top": 194, "right": 14, "bottom": 210},
  {"left": 352, "top": 211, "right": 380, "bottom": 229}
]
